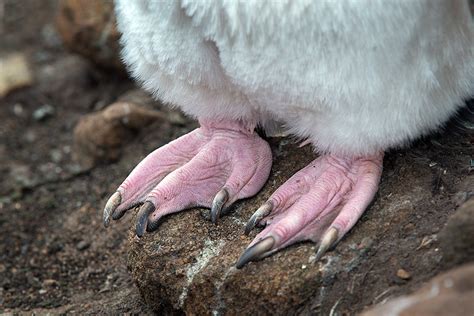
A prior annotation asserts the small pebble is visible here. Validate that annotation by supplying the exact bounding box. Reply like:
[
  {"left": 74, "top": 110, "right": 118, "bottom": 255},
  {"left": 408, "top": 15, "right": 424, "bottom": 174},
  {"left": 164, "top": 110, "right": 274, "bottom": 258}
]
[
  {"left": 396, "top": 268, "right": 411, "bottom": 280},
  {"left": 38, "top": 289, "right": 47, "bottom": 295},
  {"left": 50, "top": 149, "right": 63, "bottom": 163},
  {"left": 42, "top": 279, "right": 58, "bottom": 287},
  {"left": 24, "top": 130, "right": 37, "bottom": 142},
  {"left": 76, "top": 240, "right": 90, "bottom": 251},
  {"left": 439, "top": 199, "right": 474, "bottom": 267},
  {"left": 33, "top": 104, "right": 55, "bottom": 121},
  {"left": 12, "top": 103, "right": 25, "bottom": 116},
  {"left": 0, "top": 53, "right": 33, "bottom": 97}
]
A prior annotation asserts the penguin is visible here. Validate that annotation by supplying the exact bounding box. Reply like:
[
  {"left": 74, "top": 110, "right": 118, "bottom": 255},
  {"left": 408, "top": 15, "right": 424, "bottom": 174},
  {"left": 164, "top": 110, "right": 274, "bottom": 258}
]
[{"left": 103, "top": 0, "right": 474, "bottom": 268}]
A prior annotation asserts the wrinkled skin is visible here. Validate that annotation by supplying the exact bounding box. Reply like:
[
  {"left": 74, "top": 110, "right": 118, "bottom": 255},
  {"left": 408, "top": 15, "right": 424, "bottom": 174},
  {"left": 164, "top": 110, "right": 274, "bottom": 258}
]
[{"left": 103, "top": 120, "right": 383, "bottom": 267}]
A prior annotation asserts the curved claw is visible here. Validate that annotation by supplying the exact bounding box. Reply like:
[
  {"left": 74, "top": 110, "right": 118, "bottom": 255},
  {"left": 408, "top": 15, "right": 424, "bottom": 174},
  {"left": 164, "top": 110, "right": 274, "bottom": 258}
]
[
  {"left": 146, "top": 213, "right": 164, "bottom": 233},
  {"left": 103, "top": 192, "right": 121, "bottom": 228},
  {"left": 211, "top": 188, "right": 229, "bottom": 224},
  {"left": 135, "top": 201, "right": 155, "bottom": 237},
  {"left": 314, "top": 227, "right": 338, "bottom": 262},
  {"left": 244, "top": 201, "right": 273, "bottom": 235},
  {"left": 235, "top": 236, "right": 275, "bottom": 269},
  {"left": 111, "top": 202, "right": 140, "bottom": 221}
]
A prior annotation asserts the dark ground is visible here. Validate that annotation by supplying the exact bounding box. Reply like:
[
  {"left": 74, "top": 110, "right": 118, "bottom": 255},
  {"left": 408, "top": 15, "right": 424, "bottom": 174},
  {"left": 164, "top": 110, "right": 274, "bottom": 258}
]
[
  {"left": 0, "top": 1, "right": 473, "bottom": 315},
  {"left": 0, "top": 0, "right": 154, "bottom": 313}
]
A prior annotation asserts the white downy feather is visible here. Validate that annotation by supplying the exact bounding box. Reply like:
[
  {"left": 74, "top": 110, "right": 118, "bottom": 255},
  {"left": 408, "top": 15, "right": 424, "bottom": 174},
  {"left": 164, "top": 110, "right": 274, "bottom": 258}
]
[{"left": 115, "top": 0, "right": 474, "bottom": 156}]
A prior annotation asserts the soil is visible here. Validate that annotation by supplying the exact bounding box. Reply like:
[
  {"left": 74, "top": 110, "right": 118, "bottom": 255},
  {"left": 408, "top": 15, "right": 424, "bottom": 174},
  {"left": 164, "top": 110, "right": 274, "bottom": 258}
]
[
  {"left": 0, "top": 1, "right": 473, "bottom": 315},
  {"left": 1, "top": 0, "right": 153, "bottom": 314}
]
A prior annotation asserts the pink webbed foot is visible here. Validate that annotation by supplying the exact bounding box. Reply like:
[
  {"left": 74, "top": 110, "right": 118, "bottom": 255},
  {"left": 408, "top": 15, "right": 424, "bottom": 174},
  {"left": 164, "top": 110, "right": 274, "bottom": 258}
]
[
  {"left": 103, "top": 119, "right": 272, "bottom": 237},
  {"left": 237, "top": 153, "right": 383, "bottom": 268}
]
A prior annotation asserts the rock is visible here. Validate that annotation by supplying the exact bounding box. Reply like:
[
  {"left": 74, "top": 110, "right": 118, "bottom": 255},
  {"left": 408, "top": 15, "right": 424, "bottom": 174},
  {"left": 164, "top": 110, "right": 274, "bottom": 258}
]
[
  {"left": 127, "top": 141, "right": 322, "bottom": 314},
  {"left": 124, "top": 131, "right": 472, "bottom": 314},
  {"left": 362, "top": 264, "right": 474, "bottom": 316},
  {"left": 32, "top": 104, "right": 55, "bottom": 121},
  {"left": 76, "top": 240, "right": 90, "bottom": 251},
  {"left": 397, "top": 268, "right": 411, "bottom": 280},
  {"left": 49, "top": 149, "right": 63, "bottom": 163},
  {"left": 12, "top": 103, "right": 25, "bottom": 117},
  {"left": 42, "top": 279, "right": 58, "bottom": 287},
  {"left": 73, "top": 94, "right": 165, "bottom": 168},
  {"left": 127, "top": 141, "right": 363, "bottom": 314},
  {"left": 55, "top": 0, "right": 123, "bottom": 70},
  {"left": 0, "top": 53, "right": 34, "bottom": 98},
  {"left": 439, "top": 198, "right": 474, "bottom": 267}
]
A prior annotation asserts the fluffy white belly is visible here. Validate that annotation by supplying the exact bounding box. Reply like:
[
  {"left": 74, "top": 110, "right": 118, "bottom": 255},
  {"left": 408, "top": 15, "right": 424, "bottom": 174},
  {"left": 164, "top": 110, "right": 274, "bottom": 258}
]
[{"left": 115, "top": 0, "right": 474, "bottom": 156}]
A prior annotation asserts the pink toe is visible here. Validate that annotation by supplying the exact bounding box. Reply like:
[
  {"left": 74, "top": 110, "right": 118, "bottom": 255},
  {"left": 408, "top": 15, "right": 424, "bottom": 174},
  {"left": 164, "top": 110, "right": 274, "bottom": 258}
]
[
  {"left": 246, "top": 153, "right": 384, "bottom": 254},
  {"left": 329, "top": 156, "right": 383, "bottom": 237},
  {"left": 143, "top": 128, "right": 272, "bottom": 220},
  {"left": 114, "top": 130, "right": 207, "bottom": 212},
  {"left": 108, "top": 119, "right": 273, "bottom": 229}
]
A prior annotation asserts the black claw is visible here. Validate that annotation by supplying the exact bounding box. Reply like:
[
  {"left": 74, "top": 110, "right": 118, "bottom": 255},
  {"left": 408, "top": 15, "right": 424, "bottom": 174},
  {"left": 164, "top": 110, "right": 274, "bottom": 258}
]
[
  {"left": 211, "top": 188, "right": 229, "bottom": 224},
  {"left": 244, "top": 202, "right": 273, "bottom": 235},
  {"left": 111, "top": 202, "right": 142, "bottom": 221},
  {"left": 103, "top": 192, "right": 121, "bottom": 228},
  {"left": 135, "top": 201, "right": 155, "bottom": 238},
  {"left": 235, "top": 236, "right": 275, "bottom": 269},
  {"left": 244, "top": 216, "right": 258, "bottom": 236},
  {"left": 146, "top": 215, "right": 163, "bottom": 233},
  {"left": 111, "top": 208, "right": 127, "bottom": 221}
]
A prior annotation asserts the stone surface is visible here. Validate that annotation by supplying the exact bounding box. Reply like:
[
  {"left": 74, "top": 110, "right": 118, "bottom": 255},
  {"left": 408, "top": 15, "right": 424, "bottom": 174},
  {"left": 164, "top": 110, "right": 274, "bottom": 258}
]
[
  {"left": 439, "top": 198, "right": 474, "bottom": 268},
  {"left": 55, "top": 0, "right": 123, "bottom": 70},
  {"left": 0, "top": 53, "right": 33, "bottom": 98},
  {"left": 73, "top": 91, "right": 165, "bottom": 169},
  {"left": 397, "top": 268, "right": 412, "bottom": 280},
  {"left": 126, "top": 133, "right": 474, "bottom": 314},
  {"left": 32, "top": 104, "right": 55, "bottom": 121},
  {"left": 128, "top": 141, "right": 324, "bottom": 315},
  {"left": 362, "top": 264, "right": 474, "bottom": 316}
]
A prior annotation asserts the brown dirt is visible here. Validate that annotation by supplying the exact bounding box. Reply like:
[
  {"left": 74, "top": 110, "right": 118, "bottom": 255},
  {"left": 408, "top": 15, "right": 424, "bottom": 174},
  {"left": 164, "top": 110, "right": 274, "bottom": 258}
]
[
  {"left": 0, "top": 0, "right": 152, "bottom": 314},
  {"left": 0, "top": 1, "right": 473, "bottom": 315}
]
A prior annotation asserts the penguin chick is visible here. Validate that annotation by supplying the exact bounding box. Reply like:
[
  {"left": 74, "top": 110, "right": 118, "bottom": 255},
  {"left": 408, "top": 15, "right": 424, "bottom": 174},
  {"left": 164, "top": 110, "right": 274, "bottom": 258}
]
[{"left": 104, "top": 0, "right": 474, "bottom": 268}]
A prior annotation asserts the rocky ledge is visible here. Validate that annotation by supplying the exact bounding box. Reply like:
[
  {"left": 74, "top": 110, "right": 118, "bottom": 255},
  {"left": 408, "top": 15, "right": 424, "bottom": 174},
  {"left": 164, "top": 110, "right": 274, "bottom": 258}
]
[{"left": 126, "top": 131, "right": 473, "bottom": 315}]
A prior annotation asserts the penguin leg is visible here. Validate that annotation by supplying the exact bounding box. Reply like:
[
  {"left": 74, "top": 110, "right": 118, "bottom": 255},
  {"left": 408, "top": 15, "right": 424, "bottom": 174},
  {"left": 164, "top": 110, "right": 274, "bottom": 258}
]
[
  {"left": 237, "top": 153, "right": 383, "bottom": 268},
  {"left": 103, "top": 119, "right": 272, "bottom": 237}
]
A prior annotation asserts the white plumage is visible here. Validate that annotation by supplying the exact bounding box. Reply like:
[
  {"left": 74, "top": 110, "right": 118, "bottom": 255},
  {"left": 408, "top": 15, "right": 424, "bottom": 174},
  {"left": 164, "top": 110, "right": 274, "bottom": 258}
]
[{"left": 115, "top": 0, "right": 473, "bottom": 156}]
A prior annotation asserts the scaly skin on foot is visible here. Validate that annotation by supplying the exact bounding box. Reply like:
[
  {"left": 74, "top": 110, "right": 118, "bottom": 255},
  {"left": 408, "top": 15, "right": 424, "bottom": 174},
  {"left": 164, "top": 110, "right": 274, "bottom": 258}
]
[
  {"left": 237, "top": 153, "right": 383, "bottom": 268},
  {"left": 103, "top": 120, "right": 272, "bottom": 237}
]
